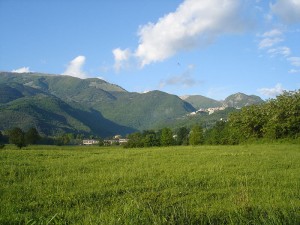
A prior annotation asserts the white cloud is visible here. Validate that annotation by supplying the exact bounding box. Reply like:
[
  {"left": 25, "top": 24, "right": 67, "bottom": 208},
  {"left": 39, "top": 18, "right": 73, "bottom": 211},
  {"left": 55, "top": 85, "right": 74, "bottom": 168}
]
[
  {"left": 11, "top": 67, "right": 31, "bottom": 73},
  {"left": 267, "top": 46, "right": 291, "bottom": 57},
  {"left": 112, "top": 48, "right": 131, "bottom": 72},
  {"left": 288, "top": 57, "right": 300, "bottom": 67},
  {"left": 262, "top": 29, "right": 282, "bottom": 37},
  {"left": 113, "top": 0, "right": 246, "bottom": 68},
  {"left": 258, "top": 83, "right": 284, "bottom": 98},
  {"left": 271, "top": 0, "right": 300, "bottom": 24},
  {"left": 258, "top": 37, "right": 283, "bottom": 49},
  {"left": 62, "top": 56, "right": 87, "bottom": 79},
  {"left": 136, "top": 0, "right": 246, "bottom": 66},
  {"left": 258, "top": 28, "right": 283, "bottom": 49}
]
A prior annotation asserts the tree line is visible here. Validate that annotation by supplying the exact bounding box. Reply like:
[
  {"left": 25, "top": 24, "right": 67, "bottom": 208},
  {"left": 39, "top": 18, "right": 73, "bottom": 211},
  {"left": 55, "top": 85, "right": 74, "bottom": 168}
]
[
  {"left": 124, "top": 125, "right": 205, "bottom": 148},
  {"left": 0, "top": 127, "right": 41, "bottom": 149},
  {"left": 0, "top": 128, "right": 87, "bottom": 149}
]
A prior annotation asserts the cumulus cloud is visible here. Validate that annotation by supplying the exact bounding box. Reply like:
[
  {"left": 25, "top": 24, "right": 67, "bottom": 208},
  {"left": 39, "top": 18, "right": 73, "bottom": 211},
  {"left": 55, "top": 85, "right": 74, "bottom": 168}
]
[
  {"left": 135, "top": 0, "right": 246, "bottom": 67},
  {"left": 258, "top": 83, "right": 284, "bottom": 98},
  {"left": 288, "top": 57, "right": 300, "bottom": 67},
  {"left": 62, "top": 56, "right": 87, "bottom": 79},
  {"left": 11, "top": 67, "right": 31, "bottom": 73},
  {"left": 112, "top": 48, "right": 131, "bottom": 72},
  {"left": 271, "top": 0, "right": 300, "bottom": 24},
  {"left": 113, "top": 0, "right": 247, "bottom": 68}
]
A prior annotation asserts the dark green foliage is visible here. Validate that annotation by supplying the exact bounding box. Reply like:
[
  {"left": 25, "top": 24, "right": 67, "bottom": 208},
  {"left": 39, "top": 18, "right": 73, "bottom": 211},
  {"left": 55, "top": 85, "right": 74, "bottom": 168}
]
[
  {"left": 125, "top": 130, "right": 162, "bottom": 148},
  {"left": 98, "top": 138, "right": 104, "bottom": 146},
  {"left": 189, "top": 125, "right": 204, "bottom": 146},
  {"left": 125, "top": 132, "right": 145, "bottom": 148},
  {"left": 0, "top": 84, "right": 24, "bottom": 103},
  {"left": 0, "top": 131, "right": 5, "bottom": 149},
  {"left": 9, "top": 127, "right": 27, "bottom": 149},
  {"left": 175, "top": 127, "right": 190, "bottom": 145},
  {"left": 54, "top": 133, "right": 74, "bottom": 146},
  {"left": 207, "top": 90, "right": 300, "bottom": 144},
  {"left": 161, "top": 128, "right": 174, "bottom": 146},
  {"left": 205, "top": 121, "right": 226, "bottom": 145},
  {"left": 142, "top": 130, "right": 160, "bottom": 147},
  {"left": 233, "top": 90, "right": 300, "bottom": 142},
  {"left": 262, "top": 91, "right": 300, "bottom": 139},
  {"left": 25, "top": 127, "right": 40, "bottom": 144}
]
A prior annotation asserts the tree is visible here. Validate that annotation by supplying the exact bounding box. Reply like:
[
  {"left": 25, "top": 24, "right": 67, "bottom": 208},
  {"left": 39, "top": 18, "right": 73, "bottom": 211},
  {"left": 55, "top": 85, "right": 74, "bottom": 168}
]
[
  {"left": 189, "top": 125, "right": 204, "bottom": 146},
  {"left": 9, "top": 127, "right": 27, "bottom": 149},
  {"left": 160, "top": 128, "right": 174, "bottom": 146},
  {"left": 263, "top": 90, "right": 300, "bottom": 139},
  {"left": 125, "top": 132, "right": 144, "bottom": 148},
  {"left": 176, "top": 127, "right": 189, "bottom": 145},
  {"left": 227, "top": 90, "right": 300, "bottom": 142},
  {"left": 142, "top": 130, "right": 160, "bottom": 147},
  {"left": 0, "top": 131, "right": 5, "bottom": 149},
  {"left": 25, "top": 127, "right": 40, "bottom": 145}
]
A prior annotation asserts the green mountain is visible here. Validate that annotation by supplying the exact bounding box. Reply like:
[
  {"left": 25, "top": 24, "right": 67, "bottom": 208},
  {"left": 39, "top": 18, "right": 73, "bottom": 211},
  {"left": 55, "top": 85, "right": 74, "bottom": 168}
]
[
  {"left": 0, "top": 82, "right": 135, "bottom": 137},
  {"left": 182, "top": 92, "right": 264, "bottom": 109},
  {"left": 223, "top": 92, "right": 264, "bottom": 108},
  {"left": 0, "top": 72, "right": 195, "bottom": 136},
  {"left": 0, "top": 72, "right": 264, "bottom": 137},
  {"left": 181, "top": 95, "right": 223, "bottom": 109}
]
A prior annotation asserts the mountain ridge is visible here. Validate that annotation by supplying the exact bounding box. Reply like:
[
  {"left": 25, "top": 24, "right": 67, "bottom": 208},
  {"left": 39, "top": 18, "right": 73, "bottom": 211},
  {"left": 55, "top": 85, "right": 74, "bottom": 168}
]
[
  {"left": 0, "top": 72, "right": 264, "bottom": 137},
  {"left": 182, "top": 92, "right": 264, "bottom": 110}
]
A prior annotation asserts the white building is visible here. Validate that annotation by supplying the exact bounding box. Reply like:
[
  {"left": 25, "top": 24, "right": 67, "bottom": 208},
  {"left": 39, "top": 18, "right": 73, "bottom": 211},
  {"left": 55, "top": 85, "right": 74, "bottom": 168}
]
[{"left": 82, "top": 139, "right": 99, "bottom": 145}]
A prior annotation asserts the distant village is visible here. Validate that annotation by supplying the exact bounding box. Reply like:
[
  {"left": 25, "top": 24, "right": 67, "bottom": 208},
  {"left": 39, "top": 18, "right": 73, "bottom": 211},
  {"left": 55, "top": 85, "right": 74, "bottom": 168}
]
[
  {"left": 187, "top": 106, "right": 227, "bottom": 116},
  {"left": 82, "top": 135, "right": 129, "bottom": 146}
]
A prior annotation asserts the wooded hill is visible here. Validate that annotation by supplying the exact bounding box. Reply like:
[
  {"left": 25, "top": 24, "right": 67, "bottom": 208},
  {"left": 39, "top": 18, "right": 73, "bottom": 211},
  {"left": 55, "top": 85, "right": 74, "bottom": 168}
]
[{"left": 0, "top": 72, "right": 264, "bottom": 137}]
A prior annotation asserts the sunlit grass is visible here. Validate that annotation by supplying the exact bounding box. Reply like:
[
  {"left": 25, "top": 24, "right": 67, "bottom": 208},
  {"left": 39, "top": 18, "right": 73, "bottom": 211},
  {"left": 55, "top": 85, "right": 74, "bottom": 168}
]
[{"left": 0, "top": 144, "right": 299, "bottom": 224}]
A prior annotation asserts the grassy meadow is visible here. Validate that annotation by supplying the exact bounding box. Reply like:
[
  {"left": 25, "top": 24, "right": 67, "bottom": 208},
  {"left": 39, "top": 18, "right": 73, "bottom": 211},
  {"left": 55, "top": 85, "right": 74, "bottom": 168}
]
[{"left": 0, "top": 144, "right": 299, "bottom": 224}]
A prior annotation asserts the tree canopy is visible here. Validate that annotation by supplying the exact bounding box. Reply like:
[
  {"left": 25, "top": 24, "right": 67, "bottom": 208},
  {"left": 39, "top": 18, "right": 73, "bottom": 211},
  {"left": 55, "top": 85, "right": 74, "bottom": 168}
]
[{"left": 9, "top": 127, "right": 27, "bottom": 149}]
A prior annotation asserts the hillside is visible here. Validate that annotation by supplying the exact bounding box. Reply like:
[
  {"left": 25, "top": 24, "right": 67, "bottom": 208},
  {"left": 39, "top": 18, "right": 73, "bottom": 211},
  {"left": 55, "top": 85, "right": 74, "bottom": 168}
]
[
  {"left": 0, "top": 82, "right": 134, "bottom": 136},
  {"left": 0, "top": 72, "right": 195, "bottom": 136},
  {"left": 182, "top": 93, "right": 264, "bottom": 109},
  {"left": 0, "top": 72, "right": 265, "bottom": 137},
  {"left": 223, "top": 92, "right": 264, "bottom": 108},
  {"left": 181, "top": 95, "right": 223, "bottom": 109}
]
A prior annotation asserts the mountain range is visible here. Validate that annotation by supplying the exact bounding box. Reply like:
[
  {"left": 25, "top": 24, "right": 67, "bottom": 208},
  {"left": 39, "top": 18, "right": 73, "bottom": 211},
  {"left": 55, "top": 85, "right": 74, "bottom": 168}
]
[{"left": 0, "top": 72, "right": 264, "bottom": 137}]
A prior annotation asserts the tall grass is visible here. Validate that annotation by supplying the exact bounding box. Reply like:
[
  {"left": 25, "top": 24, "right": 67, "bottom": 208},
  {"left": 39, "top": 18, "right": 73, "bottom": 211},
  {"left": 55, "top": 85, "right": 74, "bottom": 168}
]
[{"left": 0, "top": 144, "right": 299, "bottom": 224}]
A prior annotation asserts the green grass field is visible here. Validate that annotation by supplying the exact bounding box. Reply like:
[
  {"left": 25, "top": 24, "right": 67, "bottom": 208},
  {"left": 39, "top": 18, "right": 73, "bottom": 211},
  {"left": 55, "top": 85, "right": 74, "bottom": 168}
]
[{"left": 1, "top": 144, "right": 299, "bottom": 224}]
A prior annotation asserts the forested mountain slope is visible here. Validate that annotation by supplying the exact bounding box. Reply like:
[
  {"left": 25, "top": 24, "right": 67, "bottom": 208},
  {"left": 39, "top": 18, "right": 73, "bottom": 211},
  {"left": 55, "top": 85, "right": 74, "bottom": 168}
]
[{"left": 0, "top": 72, "right": 195, "bottom": 136}]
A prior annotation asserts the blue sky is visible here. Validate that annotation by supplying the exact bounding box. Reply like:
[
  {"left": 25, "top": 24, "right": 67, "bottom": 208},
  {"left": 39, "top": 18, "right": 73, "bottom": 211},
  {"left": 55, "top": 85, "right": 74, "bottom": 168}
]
[{"left": 1, "top": 0, "right": 300, "bottom": 100}]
